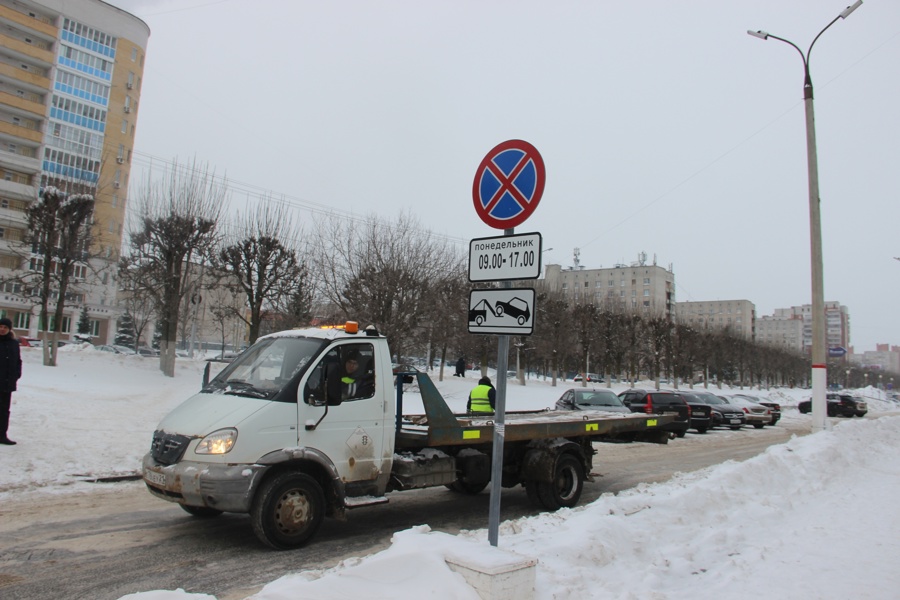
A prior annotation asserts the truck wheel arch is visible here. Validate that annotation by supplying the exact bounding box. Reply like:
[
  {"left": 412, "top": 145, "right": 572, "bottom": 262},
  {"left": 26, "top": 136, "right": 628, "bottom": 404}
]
[
  {"left": 521, "top": 440, "right": 589, "bottom": 484},
  {"left": 521, "top": 441, "right": 590, "bottom": 511},
  {"left": 257, "top": 448, "right": 346, "bottom": 519}
]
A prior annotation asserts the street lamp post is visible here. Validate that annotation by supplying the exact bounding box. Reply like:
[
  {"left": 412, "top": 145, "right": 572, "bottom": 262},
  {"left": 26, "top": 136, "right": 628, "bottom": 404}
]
[
  {"left": 748, "top": 0, "right": 862, "bottom": 433},
  {"left": 845, "top": 368, "right": 851, "bottom": 390}
]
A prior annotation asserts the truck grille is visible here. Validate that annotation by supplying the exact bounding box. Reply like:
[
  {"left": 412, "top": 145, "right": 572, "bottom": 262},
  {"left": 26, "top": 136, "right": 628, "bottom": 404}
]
[{"left": 150, "top": 430, "right": 191, "bottom": 465}]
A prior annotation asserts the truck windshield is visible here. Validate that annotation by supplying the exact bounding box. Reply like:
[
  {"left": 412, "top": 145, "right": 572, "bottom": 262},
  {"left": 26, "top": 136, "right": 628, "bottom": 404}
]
[{"left": 203, "top": 337, "right": 326, "bottom": 401}]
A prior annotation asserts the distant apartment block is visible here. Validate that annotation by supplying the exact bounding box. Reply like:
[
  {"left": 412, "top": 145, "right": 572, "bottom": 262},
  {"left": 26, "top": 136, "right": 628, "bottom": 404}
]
[
  {"left": 756, "top": 313, "right": 804, "bottom": 352},
  {"left": 543, "top": 253, "right": 675, "bottom": 318},
  {"left": 674, "top": 299, "right": 755, "bottom": 339},
  {"left": 850, "top": 344, "right": 900, "bottom": 373},
  {"left": 0, "top": 0, "right": 148, "bottom": 342},
  {"left": 759, "top": 302, "right": 850, "bottom": 356}
]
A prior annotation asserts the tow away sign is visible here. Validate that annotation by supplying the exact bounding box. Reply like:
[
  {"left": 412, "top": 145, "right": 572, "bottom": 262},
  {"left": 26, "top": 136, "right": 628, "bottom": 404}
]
[
  {"left": 468, "top": 232, "right": 542, "bottom": 282},
  {"left": 468, "top": 288, "right": 535, "bottom": 335}
]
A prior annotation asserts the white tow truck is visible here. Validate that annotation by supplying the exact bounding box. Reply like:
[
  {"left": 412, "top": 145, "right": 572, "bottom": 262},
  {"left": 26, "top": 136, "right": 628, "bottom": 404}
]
[{"left": 142, "top": 322, "right": 672, "bottom": 549}]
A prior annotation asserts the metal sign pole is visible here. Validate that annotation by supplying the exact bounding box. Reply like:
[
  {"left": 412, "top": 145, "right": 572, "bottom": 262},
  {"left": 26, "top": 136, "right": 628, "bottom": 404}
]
[{"left": 487, "top": 228, "right": 513, "bottom": 547}]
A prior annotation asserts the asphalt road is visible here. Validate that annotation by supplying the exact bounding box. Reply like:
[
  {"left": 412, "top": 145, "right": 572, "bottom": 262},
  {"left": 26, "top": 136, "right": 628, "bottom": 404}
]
[{"left": 0, "top": 418, "right": 811, "bottom": 600}]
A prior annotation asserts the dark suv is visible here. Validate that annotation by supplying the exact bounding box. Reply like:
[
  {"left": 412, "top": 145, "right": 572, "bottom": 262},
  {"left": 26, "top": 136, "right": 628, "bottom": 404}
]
[
  {"left": 618, "top": 389, "right": 691, "bottom": 438},
  {"left": 798, "top": 393, "right": 867, "bottom": 417},
  {"left": 674, "top": 390, "right": 713, "bottom": 434},
  {"left": 687, "top": 390, "right": 747, "bottom": 430}
]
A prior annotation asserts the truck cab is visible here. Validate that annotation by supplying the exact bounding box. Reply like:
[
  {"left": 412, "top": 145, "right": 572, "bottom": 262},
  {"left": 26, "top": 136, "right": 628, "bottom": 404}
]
[{"left": 143, "top": 322, "right": 395, "bottom": 548}]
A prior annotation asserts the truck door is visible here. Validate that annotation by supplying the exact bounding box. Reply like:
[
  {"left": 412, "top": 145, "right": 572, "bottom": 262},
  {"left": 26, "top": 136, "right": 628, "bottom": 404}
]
[{"left": 298, "top": 342, "right": 388, "bottom": 486}]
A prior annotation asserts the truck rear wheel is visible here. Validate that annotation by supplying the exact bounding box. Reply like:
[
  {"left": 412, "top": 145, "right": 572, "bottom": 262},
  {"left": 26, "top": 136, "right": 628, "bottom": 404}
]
[
  {"left": 535, "top": 454, "right": 584, "bottom": 511},
  {"left": 251, "top": 472, "right": 325, "bottom": 550}
]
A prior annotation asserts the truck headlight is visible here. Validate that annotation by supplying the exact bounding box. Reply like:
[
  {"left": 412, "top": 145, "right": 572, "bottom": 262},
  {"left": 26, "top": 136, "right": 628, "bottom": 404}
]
[{"left": 195, "top": 428, "right": 237, "bottom": 455}]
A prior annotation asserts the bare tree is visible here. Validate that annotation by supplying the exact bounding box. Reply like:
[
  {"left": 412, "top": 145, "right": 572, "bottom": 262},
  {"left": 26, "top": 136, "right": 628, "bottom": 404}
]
[
  {"left": 421, "top": 272, "right": 469, "bottom": 381},
  {"left": 216, "top": 200, "right": 307, "bottom": 345},
  {"left": 205, "top": 282, "right": 245, "bottom": 359},
  {"left": 24, "top": 187, "right": 94, "bottom": 366},
  {"left": 116, "top": 264, "right": 156, "bottom": 352},
  {"left": 572, "top": 302, "right": 600, "bottom": 386},
  {"left": 530, "top": 287, "right": 573, "bottom": 386},
  {"left": 312, "top": 212, "right": 460, "bottom": 363},
  {"left": 121, "top": 161, "right": 226, "bottom": 376}
]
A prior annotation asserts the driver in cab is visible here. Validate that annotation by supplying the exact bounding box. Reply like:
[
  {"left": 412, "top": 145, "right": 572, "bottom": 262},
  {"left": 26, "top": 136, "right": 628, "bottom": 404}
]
[{"left": 327, "top": 349, "right": 372, "bottom": 401}]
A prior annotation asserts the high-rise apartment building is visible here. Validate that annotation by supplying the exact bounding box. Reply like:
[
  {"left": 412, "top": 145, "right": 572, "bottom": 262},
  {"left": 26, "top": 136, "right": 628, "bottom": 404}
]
[
  {"left": 543, "top": 254, "right": 675, "bottom": 318},
  {"left": 0, "top": 0, "right": 148, "bottom": 342}
]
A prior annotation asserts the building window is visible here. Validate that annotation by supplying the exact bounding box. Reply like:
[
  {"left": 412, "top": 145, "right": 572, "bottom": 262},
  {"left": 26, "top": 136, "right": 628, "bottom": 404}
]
[
  {"left": 643, "top": 278, "right": 650, "bottom": 285},
  {"left": 14, "top": 312, "right": 30, "bottom": 329},
  {"left": 643, "top": 289, "right": 650, "bottom": 297}
]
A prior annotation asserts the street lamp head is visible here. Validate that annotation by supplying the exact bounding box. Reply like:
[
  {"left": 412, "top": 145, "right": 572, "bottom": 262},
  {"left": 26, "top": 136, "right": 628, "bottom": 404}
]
[
  {"left": 747, "top": 29, "right": 769, "bottom": 40},
  {"left": 840, "top": 0, "right": 863, "bottom": 19}
]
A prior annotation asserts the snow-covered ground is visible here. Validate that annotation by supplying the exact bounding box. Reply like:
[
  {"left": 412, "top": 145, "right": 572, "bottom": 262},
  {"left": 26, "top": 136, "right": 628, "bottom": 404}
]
[{"left": 3, "top": 344, "right": 899, "bottom": 599}]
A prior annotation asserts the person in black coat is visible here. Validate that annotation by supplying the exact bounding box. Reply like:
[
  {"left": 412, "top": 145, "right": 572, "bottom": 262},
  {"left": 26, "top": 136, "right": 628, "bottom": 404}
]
[
  {"left": 455, "top": 357, "right": 465, "bottom": 377},
  {"left": 0, "top": 317, "right": 22, "bottom": 445}
]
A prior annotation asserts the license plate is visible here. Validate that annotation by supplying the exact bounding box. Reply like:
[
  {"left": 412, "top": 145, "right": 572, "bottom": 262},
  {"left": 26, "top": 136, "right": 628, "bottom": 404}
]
[
  {"left": 729, "top": 419, "right": 741, "bottom": 424},
  {"left": 144, "top": 469, "right": 166, "bottom": 487}
]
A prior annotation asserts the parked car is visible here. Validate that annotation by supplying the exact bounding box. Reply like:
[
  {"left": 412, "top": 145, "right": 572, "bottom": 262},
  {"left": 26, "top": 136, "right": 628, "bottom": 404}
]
[
  {"left": 97, "top": 344, "right": 124, "bottom": 354},
  {"left": 798, "top": 393, "right": 866, "bottom": 417},
  {"left": 689, "top": 390, "right": 746, "bottom": 430},
  {"left": 725, "top": 396, "right": 772, "bottom": 428},
  {"left": 555, "top": 388, "right": 630, "bottom": 414},
  {"left": 618, "top": 389, "right": 691, "bottom": 438},
  {"left": 674, "top": 390, "right": 714, "bottom": 434},
  {"left": 136, "top": 346, "right": 160, "bottom": 357},
  {"left": 573, "top": 373, "right": 603, "bottom": 383},
  {"left": 732, "top": 393, "right": 781, "bottom": 425},
  {"left": 19, "top": 336, "right": 36, "bottom": 347}
]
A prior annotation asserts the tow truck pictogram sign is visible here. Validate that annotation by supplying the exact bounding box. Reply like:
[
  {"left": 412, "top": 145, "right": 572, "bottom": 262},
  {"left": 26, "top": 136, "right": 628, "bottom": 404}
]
[{"left": 468, "top": 288, "right": 535, "bottom": 335}]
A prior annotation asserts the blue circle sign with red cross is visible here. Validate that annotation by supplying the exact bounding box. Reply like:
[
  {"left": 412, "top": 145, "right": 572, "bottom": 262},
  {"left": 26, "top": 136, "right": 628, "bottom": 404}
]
[{"left": 472, "top": 139, "right": 545, "bottom": 229}]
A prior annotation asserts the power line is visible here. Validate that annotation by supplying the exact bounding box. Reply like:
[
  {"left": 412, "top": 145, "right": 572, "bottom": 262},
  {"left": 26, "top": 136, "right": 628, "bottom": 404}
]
[{"left": 125, "top": 151, "right": 470, "bottom": 250}]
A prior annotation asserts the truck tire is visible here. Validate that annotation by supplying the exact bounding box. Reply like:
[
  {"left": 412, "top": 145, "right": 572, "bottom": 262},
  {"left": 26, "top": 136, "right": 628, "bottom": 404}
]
[
  {"left": 251, "top": 471, "right": 325, "bottom": 550},
  {"left": 179, "top": 504, "right": 223, "bottom": 518},
  {"left": 535, "top": 454, "right": 584, "bottom": 511}
]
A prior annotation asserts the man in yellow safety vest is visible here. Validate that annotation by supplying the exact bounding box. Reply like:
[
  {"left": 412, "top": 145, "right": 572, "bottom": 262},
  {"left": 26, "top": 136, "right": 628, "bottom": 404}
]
[{"left": 467, "top": 376, "right": 496, "bottom": 415}]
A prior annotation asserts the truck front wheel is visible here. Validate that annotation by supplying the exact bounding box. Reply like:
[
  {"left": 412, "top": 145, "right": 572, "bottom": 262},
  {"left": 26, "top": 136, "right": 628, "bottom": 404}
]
[
  {"left": 535, "top": 454, "right": 584, "bottom": 511},
  {"left": 251, "top": 472, "right": 325, "bottom": 550}
]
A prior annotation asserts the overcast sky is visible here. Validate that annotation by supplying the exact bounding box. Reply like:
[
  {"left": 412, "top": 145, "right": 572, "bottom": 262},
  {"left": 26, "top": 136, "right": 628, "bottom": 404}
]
[{"left": 104, "top": 0, "right": 899, "bottom": 352}]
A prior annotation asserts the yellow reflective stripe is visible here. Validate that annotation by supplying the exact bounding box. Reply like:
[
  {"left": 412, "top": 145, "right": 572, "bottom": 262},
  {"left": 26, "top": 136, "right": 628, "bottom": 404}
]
[
  {"left": 647, "top": 419, "right": 658, "bottom": 427},
  {"left": 585, "top": 423, "right": 598, "bottom": 432},
  {"left": 463, "top": 430, "right": 481, "bottom": 439}
]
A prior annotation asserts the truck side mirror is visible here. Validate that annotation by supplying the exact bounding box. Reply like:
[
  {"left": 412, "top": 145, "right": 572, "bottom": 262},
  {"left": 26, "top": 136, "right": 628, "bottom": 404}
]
[{"left": 324, "top": 362, "right": 343, "bottom": 406}]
